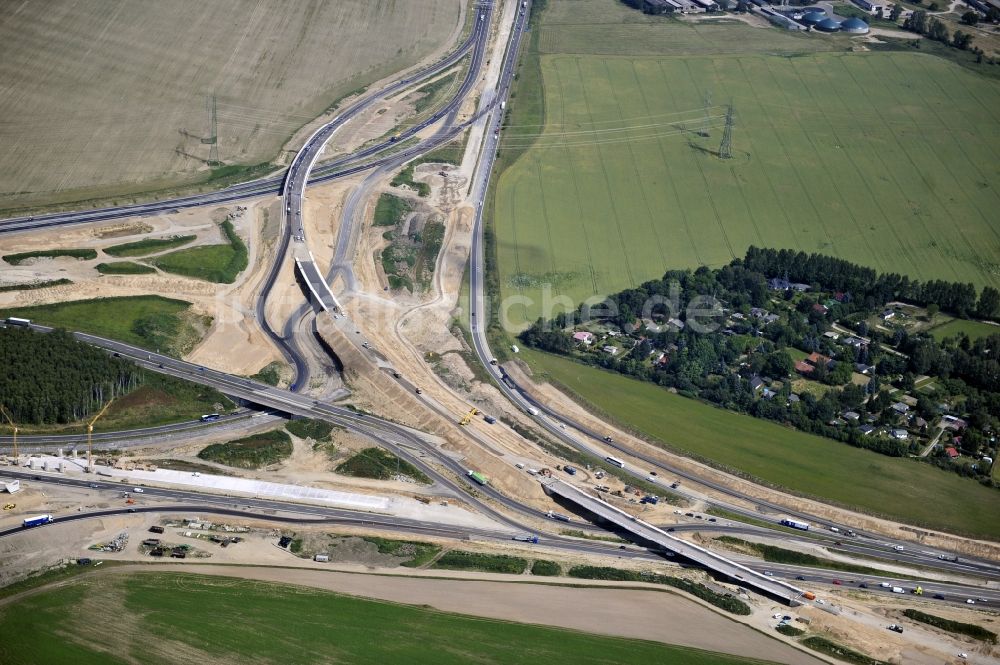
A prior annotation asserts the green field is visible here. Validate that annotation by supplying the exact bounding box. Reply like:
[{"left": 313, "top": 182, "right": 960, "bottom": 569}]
[
  {"left": 0, "top": 295, "right": 204, "bottom": 356},
  {"left": 152, "top": 221, "right": 248, "bottom": 283},
  {"left": 95, "top": 261, "right": 156, "bottom": 275},
  {"left": 495, "top": 3, "right": 1000, "bottom": 326},
  {"left": 521, "top": 348, "right": 1000, "bottom": 539},
  {"left": 0, "top": 573, "right": 769, "bottom": 665},
  {"left": 103, "top": 234, "right": 195, "bottom": 257},
  {"left": 198, "top": 429, "right": 292, "bottom": 469},
  {"left": 929, "top": 318, "right": 1000, "bottom": 342}
]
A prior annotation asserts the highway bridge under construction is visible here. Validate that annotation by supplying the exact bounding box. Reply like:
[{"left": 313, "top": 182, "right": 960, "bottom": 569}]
[{"left": 543, "top": 479, "right": 807, "bottom": 605}]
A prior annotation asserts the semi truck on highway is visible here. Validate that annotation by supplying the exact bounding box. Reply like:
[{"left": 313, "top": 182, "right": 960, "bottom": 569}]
[
  {"left": 23, "top": 514, "right": 53, "bottom": 528},
  {"left": 467, "top": 470, "right": 488, "bottom": 486},
  {"left": 780, "top": 519, "right": 810, "bottom": 531},
  {"left": 546, "top": 511, "right": 571, "bottom": 522},
  {"left": 200, "top": 413, "right": 220, "bottom": 422},
  {"left": 512, "top": 534, "right": 539, "bottom": 544},
  {"left": 6, "top": 317, "right": 31, "bottom": 326}
]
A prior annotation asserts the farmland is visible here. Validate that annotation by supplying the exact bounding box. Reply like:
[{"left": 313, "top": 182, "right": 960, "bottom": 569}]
[
  {"left": 520, "top": 348, "right": 1000, "bottom": 540},
  {"left": 0, "top": 0, "right": 462, "bottom": 213},
  {"left": 0, "top": 573, "right": 769, "bottom": 665},
  {"left": 494, "top": 2, "right": 1000, "bottom": 328},
  {"left": 929, "top": 318, "right": 1000, "bottom": 342}
]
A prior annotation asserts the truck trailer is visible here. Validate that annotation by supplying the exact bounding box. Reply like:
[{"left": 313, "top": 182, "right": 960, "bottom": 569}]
[
  {"left": 512, "top": 535, "right": 539, "bottom": 544},
  {"left": 467, "top": 470, "right": 488, "bottom": 486},
  {"left": 780, "top": 519, "right": 810, "bottom": 531},
  {"left": 23, "top": 514, "right": 54, "bottom": 528}
]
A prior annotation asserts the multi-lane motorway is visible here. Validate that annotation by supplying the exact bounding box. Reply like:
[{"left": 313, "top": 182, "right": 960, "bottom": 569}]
[{"left": 2, "top": 0, "right": 997, "bottom": 609}]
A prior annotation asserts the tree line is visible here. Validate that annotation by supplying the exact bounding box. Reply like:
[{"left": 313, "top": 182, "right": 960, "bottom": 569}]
[
  {"left": 0, "top": 327, "right": 141, "bottom": 425},
  {"left": 743, "top": 247, "right": 998, "bottom": 320}
]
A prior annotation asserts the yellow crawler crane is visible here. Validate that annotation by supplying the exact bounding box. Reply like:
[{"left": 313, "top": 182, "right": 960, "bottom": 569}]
[
  {"left": 459, "top": 407, "right": 479, "bottom": 426},
  {"left": 0, "top": 405, "right": 18, "bottom": 465},
  {"left": 86, "top": 398, "right": 115, "bottom": 473}
]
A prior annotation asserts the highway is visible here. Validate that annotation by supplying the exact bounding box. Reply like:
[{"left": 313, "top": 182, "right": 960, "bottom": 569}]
[
  {"left": 460, "top": 1, "right": 1000, "bottom": 584},
  {"left": 1, "top": 0, "right": 996, "bottom": 609},
  {"left": 6, "top": 469, "right": 999, "bottom": 608}
]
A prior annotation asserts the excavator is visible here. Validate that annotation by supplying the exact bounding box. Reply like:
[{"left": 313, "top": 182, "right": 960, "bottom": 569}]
[{"left": 458, "top": 407, "right": 479, "bottom": 426}]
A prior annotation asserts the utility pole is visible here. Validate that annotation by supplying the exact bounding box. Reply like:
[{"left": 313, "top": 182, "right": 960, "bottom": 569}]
[{"left": 719, "top": 102, "right": 734, "bottom": 160}]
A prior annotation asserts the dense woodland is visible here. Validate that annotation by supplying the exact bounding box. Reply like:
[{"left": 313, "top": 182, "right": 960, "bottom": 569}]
[
  {"left": 521, "top": 249, "right": 1000, "bottom": 483},
  {"left": 0, "top": 327, "right": 140, "bottom": 424}
]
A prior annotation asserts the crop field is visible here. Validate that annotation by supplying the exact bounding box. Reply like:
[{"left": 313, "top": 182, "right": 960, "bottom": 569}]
[
  {"left": 0, "top": 573, "right": 767, "bottom": 665},
  {"left": 0, "top": 0, "right": 461, "bottom": 213},
  {"left": 494, "top": 4, "right": 1000, "bottom": 327},
  {"left": 521, "top": 348, "right": 1000, "bottom": 539}
]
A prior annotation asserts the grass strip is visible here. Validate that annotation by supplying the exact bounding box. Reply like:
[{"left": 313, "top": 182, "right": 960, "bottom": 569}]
[
  {"left": 0, "top": 278, "right": 72, "bottom": 292},
  {"left": 567, "top": 565, "right": 751, "bottom": 615},
  {"left": 361, "top": 536, "right": 442, "bottom": 568},
  {"left": 3, "top": 248, "right": 96, "bottom": 264},
  {"left": 95, "top": 261, "right": 156, "bottom": 275},
  {"left": 530, "top": 560, "right": 562, "bottom": 576},
  {"left": 335, "top": 447, "right": 431, "bottom": 484},
  {"left": 103, "top": 235, "right": 195, "bottom": 257},
  {"left": 715, "top": 536, "right": 903, "bottom": 578},
  {"left": 902, "top": 608, "right": 997, "bottom": 643},
  {"left": 801, "top": 637, "right": 891, "bottom": 665},
  {"left": 432, "top": 550, "right": 528, "bottom": 574},
  {"left": 286, "top": 418, "right": 336, "bottom": 441}
]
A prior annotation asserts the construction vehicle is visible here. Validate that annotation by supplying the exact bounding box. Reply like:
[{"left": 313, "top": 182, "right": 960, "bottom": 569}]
[
  {"left": 0, "top": 404, "right": 19, "bottom": 464},
  {"left": 86, "top": 397, "right": 115, "bottom": 473},
  {"left": 802, "top": 592, "right": 816, "bottom": 600},
  {"left": 459, "top": 407, "right": 479, "bottom": 426},
  {"left": 912, "top": 586, "right": 923, "bottom": 595},
  {"left": 125, "top": 498, "right": 135, "bottom": 505},
  {"left": 3, "top": 503, "right": 15, "bottom": 510}
]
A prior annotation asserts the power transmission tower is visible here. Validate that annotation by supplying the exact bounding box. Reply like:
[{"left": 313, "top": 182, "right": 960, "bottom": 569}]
[
  {"left": 719, "top": 102, "right": 734, "bottom": 159},
  {"left": 202, "top": 94, "right": 219, "bottom": 164},
  {"left": 699, "top": 90, "right": 712, "bottom": 138}
]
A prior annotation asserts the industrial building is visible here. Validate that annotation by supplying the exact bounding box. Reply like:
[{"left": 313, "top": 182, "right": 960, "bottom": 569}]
[{"left": 815, "top": 17, "right": 843, "bottom": 31}]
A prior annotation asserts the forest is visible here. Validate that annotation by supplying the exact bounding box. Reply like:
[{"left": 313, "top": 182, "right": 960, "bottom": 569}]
[{"left": 0, "top": 327, "right": 141, "bottom": 424}]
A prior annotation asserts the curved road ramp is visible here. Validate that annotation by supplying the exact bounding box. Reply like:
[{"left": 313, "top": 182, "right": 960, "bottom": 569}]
[{"left": 542, "top": 479, "right": 807, "bottom": 605}]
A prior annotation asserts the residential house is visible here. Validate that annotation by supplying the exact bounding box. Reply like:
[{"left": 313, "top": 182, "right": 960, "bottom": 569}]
[
  {"left": 855, "top": 363, "right": 875, "bottom": 375},
  {"left": 787, "top": 393, "right": 801, "bottom": 404},
  {"left": 859, "top": 424, "right": 876, "bottom": 436},
  {"left": 602, "top": 345, "right": 619, "bottom": 356},
  {"left": 762, "top": 313, "right": 780, "bottom": 325},
  {"left": 890, "top": 429, "right": 908, "bottom": 440},
  {"left": 572, "top": 331, "right": 594, "bottom": 345},
  {"left": 812, "top": 303, "right": 829, "bottom": 315},
  {"left": 749, "top": 376, "right": 766, "bottom": 393},
  {"left": 750, "top": 307, "right": 768, "bottom": 319},
  {"left": 762, "top": 387, "right": 778, "bottom": 399},
  {"left": 944, "top": 446, "right": 960, "bottom": 459},
  {"left": 667, "top": 317, "right": 685, "bottom": 330},
  {"left": 842, "top": 411, "right": 860, "bottom": 422},
  {"left": 807, "top": 352, "right": 833, "bottom": 369},
  {"left": 881, "top": 309, "right": 896, "bottom": 321},
  {"left": 794, "top": 360, "right": 814, "bottom": 375},
  {"left": 891, "top": 402, "right": 910, "bottom": 415},
  {"left": 823, "top": 331, "right": 840, "bottom": 341}
]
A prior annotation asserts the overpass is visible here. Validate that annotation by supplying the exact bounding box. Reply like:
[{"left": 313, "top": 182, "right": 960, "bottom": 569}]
[
  {"left": 294, "top": 251, "right": 340, "bottom": 313},
  {"left": 543, "top": 478, "right": 808, "bottom": 605}
]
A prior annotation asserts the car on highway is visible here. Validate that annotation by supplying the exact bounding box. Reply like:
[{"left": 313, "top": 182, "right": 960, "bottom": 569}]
[
  {"left": 933, "top": 594, "right": 945, "bottom": 600},
  {"left": 859, "top": 583, "right": 869, "bottom": 589},
  {"left": 795, "top": 576, "right": 806, "bottom": 581},
  {"left": 763, "top": 571, "right": 774, "bottom": 576},
  {"left": 832, "top": 579, "right": 842, "bottom": 585},
  {"left": 966, "top": 599, "right": 976, "bottom": 604},
  {"left": 88, "top": 483, "right": 98, "bottom": 488},
  {"left": 648, "top": 470, "right": 657, "bottom": 476},
  {"left": 887, "top": 624, "right": 903, "bottom": 634},
  {"left": 603, "top": 435, "right": 613, "bottom": 442},
  {"left": 132, "top": 487, "right": 144, "bottom": 493},
  {"left": 892, "top": 545, "right": 904, "bottom": 551}
]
